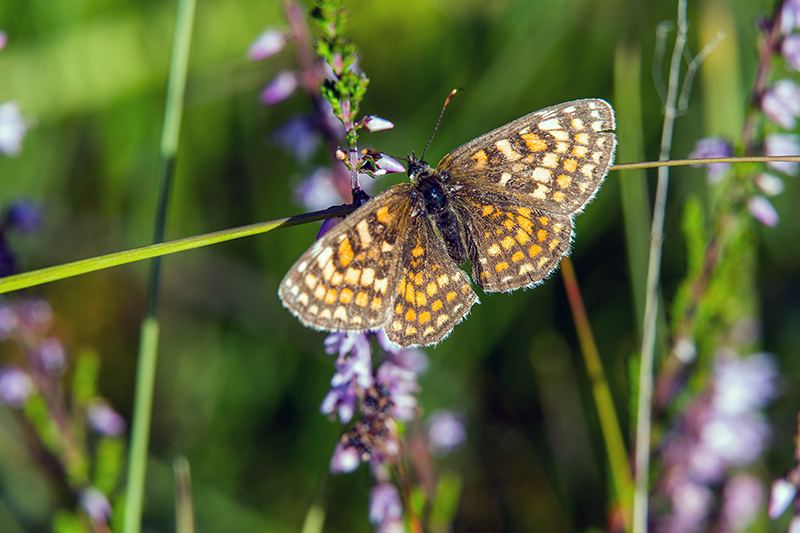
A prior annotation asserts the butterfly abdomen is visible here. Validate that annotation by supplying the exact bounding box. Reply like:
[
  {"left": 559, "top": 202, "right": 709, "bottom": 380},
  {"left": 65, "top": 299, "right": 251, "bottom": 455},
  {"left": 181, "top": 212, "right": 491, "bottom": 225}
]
[{"left": 417, "top": 173, "right": 468, "bottom": 264}]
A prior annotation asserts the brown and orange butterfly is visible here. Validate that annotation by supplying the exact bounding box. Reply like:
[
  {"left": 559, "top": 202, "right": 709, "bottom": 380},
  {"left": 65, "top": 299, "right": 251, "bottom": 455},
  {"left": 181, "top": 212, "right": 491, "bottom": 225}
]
[{"left": 279, "top": 99, "right": 616, "bottom": 347}]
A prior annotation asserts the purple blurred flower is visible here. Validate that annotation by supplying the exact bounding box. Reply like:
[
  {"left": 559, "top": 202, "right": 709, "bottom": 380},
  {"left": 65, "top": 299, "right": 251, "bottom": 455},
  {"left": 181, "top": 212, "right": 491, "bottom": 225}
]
[
  {"left": 755, "top": 172, "right": 786, "bottom": 196},
  {"left": 0, "top": 305, "right": 19, "bottom": 337},
  {"left": 764, "top": 133, "right": 800, "bottom": 175},
  {"left": 748, "top": 195, "right": 780, "bottom": 227},
  {"left": 0, "top": 101, "right": 27, "bottom": 156},
  {"left": 5, "top": 200, "right": 42, "bottom": 233},
  {"left": 762, "top": 79, "right": 800, "bottom": 129},
  {"left": 37, "top": 337, "right": 66, "bottom": 374},
  {"left": 791, "top": 516, "right": 800, "bottom": 533},
  {"left": 661, "top": 478, "right": 713, "bottom": 533},
  {"left": 783, "top": 0, "right": 800, "bottom": 34},
  {"left": 362, "top": 115, "right": 394, "bottom": 133},
  {"left": 427, "top": 410, "right": 467, "bottom": 455},
  {"left": 0, "top": 365, "right": 33, "bottom": 407},
  {"left": 783, "top": 34, "right": 800, "bottom": 71},
  {"left": 248, "top": 28, "right": 287, "bottom": 61},
  {"left": 720, "top": 475, "right": 763, "bottom": 532},
  {"left": 260, "top": 71, "right": 298, "bottom": 105},
  {"left": 769, "top": 478, "right": 797, "bottom": 518},
  {"left": 713, "top": 352, "right": 777, "bottom": 415},
  {"left": 373, "top": 154, "right": 405, "bottom": 175},
  {"left": 87, "top": 402, "right": 126, "bottom": 436},
  {"left": 320, "top": 384, "right": 358, "bottom": 423},
  {"left": 376, "top": 329, "right": 429, "bottom": 374},
  {"left": 689, "top": 137, "right": 732, "bottom": 184},
  {"left": 272, "top": 116, "right": 319, "bottom": 162},
  {"left": 330, "top": 442, "right": 361, "bottom": 474},
  {"left": 80, "top": 487, "right": 112, "bottom": 523},
  {"left": 0, "top": 31, "right": 7, "bottom": 51},
  {"left": 293, "top": 168, "right": 341, "bottom": 211},
  {"left": 369, "top": 483, "right": 403, "bottom": 531},
  {"left": 321, "top": 332, "right": 374, "bottom": 422}
]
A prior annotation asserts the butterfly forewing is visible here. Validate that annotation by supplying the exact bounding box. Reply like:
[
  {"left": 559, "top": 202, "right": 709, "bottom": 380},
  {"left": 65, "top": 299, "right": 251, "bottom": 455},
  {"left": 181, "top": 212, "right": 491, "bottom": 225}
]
[
  {"left": 385, "top": 216, "right": 478, "bottom": 346},
  {"left": 279, "top": 186, "right": 414, "bottom": 332},
  {"left": 439, "top": 99, "right": 616, "bottom": 216}
]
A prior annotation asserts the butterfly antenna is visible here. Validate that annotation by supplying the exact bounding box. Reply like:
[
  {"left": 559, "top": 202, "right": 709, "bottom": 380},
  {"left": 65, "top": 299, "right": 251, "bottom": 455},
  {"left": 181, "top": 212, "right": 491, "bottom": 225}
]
[{"left": 421, "top": 89, "right": 459, "bottom": 161}]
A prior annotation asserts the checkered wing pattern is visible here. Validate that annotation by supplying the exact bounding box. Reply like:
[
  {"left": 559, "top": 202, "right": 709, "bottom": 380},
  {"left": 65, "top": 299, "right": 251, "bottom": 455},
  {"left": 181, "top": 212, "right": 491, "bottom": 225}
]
[
  {"left": 455, "top": 197, "right": 573, "bottom": 292},
  {"left": 279, "top": 186, "right": 414, "bottom": 332},
  {"left": 385, "top": 217, "right": 478, "bottom": 346},
  {"left": 439, "top": 99, "right": 616, "bottom": 217}
]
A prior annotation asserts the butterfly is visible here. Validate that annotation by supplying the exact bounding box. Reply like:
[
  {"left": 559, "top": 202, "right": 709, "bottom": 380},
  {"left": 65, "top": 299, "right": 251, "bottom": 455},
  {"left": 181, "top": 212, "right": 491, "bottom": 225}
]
[{"left": 279, "top": 99, "right": 616, "bottom": 347}]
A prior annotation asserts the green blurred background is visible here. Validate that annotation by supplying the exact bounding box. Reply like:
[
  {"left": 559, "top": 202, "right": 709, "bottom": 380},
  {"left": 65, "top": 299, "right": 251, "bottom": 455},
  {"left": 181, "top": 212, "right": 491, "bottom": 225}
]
[{"left": 1, "top": 0, "right": 799, "bottom": 531}]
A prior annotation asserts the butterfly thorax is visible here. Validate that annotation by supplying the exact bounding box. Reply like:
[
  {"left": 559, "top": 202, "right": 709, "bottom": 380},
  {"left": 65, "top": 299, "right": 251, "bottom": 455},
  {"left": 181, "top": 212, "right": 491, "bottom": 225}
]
[{"left": 407, "top": 155, "right": 469, "bottom": 264}]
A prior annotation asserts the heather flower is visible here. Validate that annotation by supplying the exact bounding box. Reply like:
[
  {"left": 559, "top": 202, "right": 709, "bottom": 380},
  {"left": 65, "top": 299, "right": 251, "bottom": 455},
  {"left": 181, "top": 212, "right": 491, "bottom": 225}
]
[
  {"left": 0, "top": 31, "right": 7, "bottom": 51},
  {"left": 764, "top": 133, "right": 800, "bottom": 174},
  {"left": 5, "top": 200, "right": 42, "bottom": 233},
  {"left": 273, "top": 116, "right": 319, "bottom": 162},
  {"left": 369, "top": 483, "right": 403, "bottom": 533},
  {"left": 0, "top": 101, "right": 27, "bottom": 156},
  {"left": 762, "top": 79, "right": 800, "bottom": 129},
  {"left": 720, "top": 475, "right": 763, "bottom": 532},
  {"left": 362, "top": 115, "right": 394, "bottom": 133},
  {"left": 427, "top": 410, "right": 467, "bottom": 455},
  {"left": 769, "top": 478, "right": 797, "bottom": 518},
  {"left": 0, "top": 305, "right": 19, "bottom": 337},
  {"left": 87, "top": 401, "right": 126, "bottom": 436},
  {"left": 755, "top": 172, "right": 786, "bottom": 196},
  {"left": 689, "top": 137, "right": 732, "bottom": 184},
  {"left": 783, "top": 34, "right": 800, "bottom": 71},
  {"left": 248, "top": 28, "right": 287, "bottom": 61},
  {"left": 37, "top": 337, "right": 66, "bottom": 375},
  {"left": 293, "top": 168, "right": 341, "bottom": 210},
  {"left": 713, "top": 352, "right": 777, "bottom": 415},
  {"left": 260, "top": 71, "right": 298, "bottom": 105},
  {"left": 783, "top": 0, "right": 800, "bottom": 34},
  {"left": 372, "top": 153, "right": 405, "bottom": 175},
  {"left": 748, "top": 195, "right": 780, "bottom": 227},
  {"left": 375, "top": 361, "right": 419, "bottom": 421},
  {"left": 0, "top": 365, "right": 33, "bottom": 407},
  {"left": 330, "top": 442, "right": 361, "bottom": 474},
  {"left": 80, "top": 487, "right": 112, "bottom": 523}
]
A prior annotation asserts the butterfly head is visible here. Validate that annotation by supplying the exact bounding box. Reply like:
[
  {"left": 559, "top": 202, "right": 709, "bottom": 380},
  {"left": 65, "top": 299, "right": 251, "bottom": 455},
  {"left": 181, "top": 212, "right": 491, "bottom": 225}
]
[{"left": 407, "top": 153, "right": 432, "bottom": 184}]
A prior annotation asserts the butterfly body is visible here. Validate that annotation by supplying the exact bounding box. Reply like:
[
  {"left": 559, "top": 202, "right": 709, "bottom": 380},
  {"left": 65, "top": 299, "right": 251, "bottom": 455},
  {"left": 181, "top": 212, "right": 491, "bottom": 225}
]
[{"left": 279, "top": 99, "right": 616, "bottom": 347}]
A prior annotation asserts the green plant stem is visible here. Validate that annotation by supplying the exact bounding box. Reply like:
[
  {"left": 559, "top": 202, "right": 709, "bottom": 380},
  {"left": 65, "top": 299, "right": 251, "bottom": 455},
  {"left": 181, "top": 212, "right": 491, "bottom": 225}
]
[
  {"left": 123, "top": 0, "right": 195, "bottom": 531},
  {"left": 561, "top": 257, "right": 633, "bottom": 530},
  {"left": 0, "top": 204, "right": 355, "bottom": 294}
]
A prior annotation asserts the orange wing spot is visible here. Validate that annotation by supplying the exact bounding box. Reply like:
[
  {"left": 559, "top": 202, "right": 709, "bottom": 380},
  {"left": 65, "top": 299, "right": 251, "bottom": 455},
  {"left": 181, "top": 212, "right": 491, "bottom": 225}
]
[
  {"left": 553, "top": 191, "right": 566, "bottom": 203},
  {"left": 395, "top": 302, "right": 403, "bottom": 315},
  {"left": 405, "top": 325, "right": 418, "bottom": 335},
  {"left": 405, "top": 309, "right": 416, "bottom": 322},
  {"left": 520, "top": 132, "right": 547, "bottom": 152},
  {"left": 413, "top": 272, "right": 424, "bottom": 286},
  {"left": 575, "top": 132, "right": 590, "bottom": 145},
  {"left": 517, "top": 207, "right": 532, "bottom": 217},
  {"left": 371, "top": 297, "right": 382, "bottom": 310},
  {"left": 557, "top": 174, "right": 572, "bottom": 188},
  {"left": 437, "top": 274, "right": 450, "bottom": 286},
  {"left": 501, "top": 235, "right": 516, "bottom": 249},
  {"left": 537, "top": 256, "right": 549, "bottom": 268},
  {"left": 304, "top": 273, "right": 318, "bottom": 290},
  {"left": 529, "top": 244, "right": 543, "bottom": 257},
  {"left": 482, "top": 205, "right": 494, "bottom": 216},
  {"left": 426, "top": 282, "right": 437, "bottom": 296},
  {"left": 376, "top": 206, "right": 393, "bottom": 224},
  {"left": 417, "top": 311, "right": 431, "bottom": 324},
  {"left": 331, "top": 271, "right": 343, "bottom": 285},
  {"left": 563, "top": 159, "right": 578, "bottom": 173},
  {"left": 416, "top": 292, "right": 427, "bottom": 307},
  {"left": 397, "top": 276, "right": 406, "bottom": 295},
  {"left": 503, "top": 218, "right": 515, "bottom": 231},
  {"left": 471, "top": 149, "right": 489, "bottom": 168},
  {"left": 495, "top": 262, "right": 509, "bottom": 272},
  {"left": 324, "top": 289, "right": 338, "bottom": 305},
  {"left": 549, "top": 239, "right": 560, "bottom": 251},
  {"left": 573, "top": 145, "right": 589, "bottom": 157},
  {"left": 480, "top": 271, "right": 490, "bottom": 278},
  {"left": 488, "top": 243, "right": 501, "bottom": 256},
  {"left": 537, "top": 229, "right": 548, "bottom": 242},
  {"left": 412, "top": 245, "right": 425, "bottom": 258},
  {"left": 432, "top": 300, "right": 444, "bottom": 311},
  {"left": 355, "top": 291, "right": 369, "bottom": 307},
  {"left": 515, "top": 230, "right": 530, "bottom": 245},
  {"left": 344, "top": 268, "right": 361, "bottom": 285},
  {"left": 405, "top": 283, "right": 415, "bottom": 303},
  {"left": 338, "top": 238, "right": 354, "bottom": 267},
  {"left": 339, "top": 288, "right": 354, "bottom": 304},
  {"left": 539, "top": 216, "right": 550, "bottom": 225},
  {"left": 512, "top": 251, "right": 525, "bottom": 262},
  {"left": 314, "top": 285, "right": 326, "bottom": 300},
  {"left": 446, "top": 291, "right": 457, "bottom": 302},
  {"left": 517, "top": 216, "right": 533, "bottom": 233},
  {"left": 423, "top": 326, "right": 436, "bottom": 336},
  {"left": 461, "top": 284, "right": 471, "bottom": 293}
]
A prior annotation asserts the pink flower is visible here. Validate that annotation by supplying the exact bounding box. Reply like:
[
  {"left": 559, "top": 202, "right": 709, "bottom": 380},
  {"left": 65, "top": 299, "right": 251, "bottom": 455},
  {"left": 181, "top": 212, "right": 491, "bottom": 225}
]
[
  {"left": 247, "top": 28, "right": 287, "bottom": 61},
  {"left": 762, "top": 79, "right": 800, "bottom": 129},
  {"left": 747, "top": 195, "right": 780, "bottom": 227},
  {"left": 0, "top": 101, "right": 28, "bottom": 156},
  {"left": 259, "top": 71, "right": 298, "bottom": 105}
]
